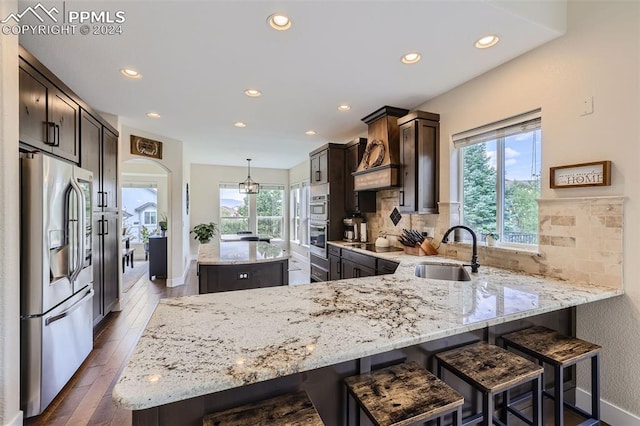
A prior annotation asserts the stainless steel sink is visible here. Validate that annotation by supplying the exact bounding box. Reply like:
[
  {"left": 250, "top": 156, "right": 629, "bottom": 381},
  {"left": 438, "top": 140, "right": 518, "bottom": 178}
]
[{"left": 414, "top": 264, "right": 471, "bottom": 281}]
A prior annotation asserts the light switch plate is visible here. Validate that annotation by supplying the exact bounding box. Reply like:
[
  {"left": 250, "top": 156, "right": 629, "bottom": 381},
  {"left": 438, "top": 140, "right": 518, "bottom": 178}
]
[{"left": 581, "top": 96, "right": 594, "bottom": 116}]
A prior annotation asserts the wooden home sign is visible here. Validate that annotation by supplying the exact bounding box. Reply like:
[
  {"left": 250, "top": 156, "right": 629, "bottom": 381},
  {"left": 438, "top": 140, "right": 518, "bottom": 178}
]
[
  {"left": 550, "top": 161, "right": 611, "bottom": 188},
  {"left": 130, "top": 135, "right": 163, "bottom": 160}
]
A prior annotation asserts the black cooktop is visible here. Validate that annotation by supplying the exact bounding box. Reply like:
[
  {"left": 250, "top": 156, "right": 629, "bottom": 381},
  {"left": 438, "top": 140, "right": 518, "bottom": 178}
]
[{"left": 345, "top": 243, "right": 404, "bottom": 253}]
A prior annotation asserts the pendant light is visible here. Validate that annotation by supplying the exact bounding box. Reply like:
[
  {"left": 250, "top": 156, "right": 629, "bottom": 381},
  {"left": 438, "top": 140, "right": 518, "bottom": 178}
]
[{"left": 239, "top": 159, "right": 260, "bottom": 194}]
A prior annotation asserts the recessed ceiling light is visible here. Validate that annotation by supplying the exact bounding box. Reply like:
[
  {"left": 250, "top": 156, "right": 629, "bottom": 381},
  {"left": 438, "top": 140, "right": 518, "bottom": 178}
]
[
  {"left": 146, "top": 112, "right": 160, "bottom": 118},
  {"left": 401, "top": 52, "right": 421, "bottom": 64},
  {"left": 120, "top": 68, "right": 140, "bottom": 78},
  {"left": 337, "top": 104, "right": 351, "bottom": 112},
  {"left": 234, "top": 121, "right": 247, "bottom": 128},
  {"left": 475, "top": 35, "right": 499, "bottom": 49},
  {"left": 244, "top": 89, "right": 262, "bottom": 97},
  {"left": 305, "top": 130, "right": 316, "bottom": 136},
  {"left": 268, "top": 13, "right": 292, "bottom": 31}
]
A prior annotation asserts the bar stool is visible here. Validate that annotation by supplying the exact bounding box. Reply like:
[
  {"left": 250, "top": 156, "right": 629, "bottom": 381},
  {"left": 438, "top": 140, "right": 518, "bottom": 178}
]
[
  {"left": 202, "top": 391, "right": 323, "bottom": 426},
  {"left": 344, "top": 361, "right": 464, "bottom": 426},
  {"left": 501, "top": 326, "right": 601, "bottom": 426},
  {"left": 435, "top": 342, "right": 544, "bottom": 426}
]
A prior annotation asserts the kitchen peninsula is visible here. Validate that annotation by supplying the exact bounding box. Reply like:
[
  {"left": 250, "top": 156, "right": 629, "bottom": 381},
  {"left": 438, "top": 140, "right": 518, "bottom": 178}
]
[
  {"left": 197, "top": 241, "right": 289, "bottom": 294},
  {"left": 113, "top": 248, "right": 622, "bottom": 426}
]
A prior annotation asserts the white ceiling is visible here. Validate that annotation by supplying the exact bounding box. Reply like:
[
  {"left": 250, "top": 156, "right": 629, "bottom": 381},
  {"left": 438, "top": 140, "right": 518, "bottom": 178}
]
[{"left": 18, "top": 0, "right": 565, "bottom": 169}]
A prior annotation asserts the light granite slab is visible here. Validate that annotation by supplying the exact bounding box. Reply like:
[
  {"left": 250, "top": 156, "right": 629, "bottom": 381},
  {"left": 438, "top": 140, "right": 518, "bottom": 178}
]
[
  {"left": 197, "top": 241, "right": 289, "bottom": 265},
  {"left": 113, "top": 244, "right": 622, "bottom": 410}
]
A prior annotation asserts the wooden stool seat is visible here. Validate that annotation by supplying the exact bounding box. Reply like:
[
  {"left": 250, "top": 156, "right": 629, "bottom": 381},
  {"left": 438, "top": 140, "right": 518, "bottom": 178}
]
[
  {"left": 202, "top": 392, "right": 323, "bottom": 426},
  {"left": 345, "top": 361, "right": 463, "bottom": 426},
  {"left": 501, "top": 326, "right": 601, "bottom": 426},
  {"left": 501, "top": 326, "right": 601, "bottom": 366},
  {"left": 436, "top": 342, "right": 544, "bottom": 425}
]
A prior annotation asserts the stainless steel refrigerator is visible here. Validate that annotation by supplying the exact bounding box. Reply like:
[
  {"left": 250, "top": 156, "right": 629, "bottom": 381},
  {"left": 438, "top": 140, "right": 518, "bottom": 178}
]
[{"left": 20, "top": 152, "right": 95, "bottom": 418}]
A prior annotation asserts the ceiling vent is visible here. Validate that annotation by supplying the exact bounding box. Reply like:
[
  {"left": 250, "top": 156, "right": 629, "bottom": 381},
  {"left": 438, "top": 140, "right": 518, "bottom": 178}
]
[{"left": 352, "top": 106, "right": 409, "bottom": 191}]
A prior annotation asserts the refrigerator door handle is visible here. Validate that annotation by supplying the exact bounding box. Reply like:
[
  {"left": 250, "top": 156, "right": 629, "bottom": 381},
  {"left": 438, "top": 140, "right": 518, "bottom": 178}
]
[
  {"left": 45, "top": 288, "right": 94, "bottom": 326},
  {"left": 69, "top": 178, "right": 85, "bottom": 284}
]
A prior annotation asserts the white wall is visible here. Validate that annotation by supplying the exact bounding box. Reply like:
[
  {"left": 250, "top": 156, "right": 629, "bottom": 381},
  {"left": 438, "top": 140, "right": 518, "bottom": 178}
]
[
  {"left": 0, "top": 1, "right": 22, "bottom": 424},
  {"left": 288, "top": 159, "right": 310, "bottom": 259},
  {"left": 120, "top": 126, "right": 189, "bottom": 287},
  {"left": 189, "top": 164, "right": 289, "bottom": 257},
  {"left": 416, "top": 0, "right": 639, "bottom": 418}
]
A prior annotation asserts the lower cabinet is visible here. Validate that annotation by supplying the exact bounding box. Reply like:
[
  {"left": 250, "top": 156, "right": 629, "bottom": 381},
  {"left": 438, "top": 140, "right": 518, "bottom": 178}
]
[
  {"left": 341, "top": 258, "right": 375, "bottom": 278},
  {"left": 328, "top": 245, "right": 342, "bottom": 281},
  {"left": 149, "top": 236, "right": 168, "bottom": 279},
  {"left": 310, "top": 253, "right": 329, "bottom": 283},
  {"left": 199, "top": 260, "right": 289, "bottom": 294},
  {"left": 92, "top": 212, "right": 119, "bottom": 326}
]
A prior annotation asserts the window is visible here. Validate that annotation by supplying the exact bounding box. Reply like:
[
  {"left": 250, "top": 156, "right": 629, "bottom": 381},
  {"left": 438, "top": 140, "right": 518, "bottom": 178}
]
[
  {"left": 290, "top": 180, "right": 309, "bottom": 245},
  {"left": 122, "top": 183, "right": 158, "bottom": 243},
  {"left": 455, "top": 110, "right": 541, "bottom": 245},
  {"left": 220, "top": 185, "right": 249, "bottom": 234},
  {"left": 257, "top": 185, "right": 285, "bottom": 239},
  {"left": 220, "top": 183, "right": 286, "bottom": 239},
  {"left": 143, "top": 211, "right": 157, "bottom": 225}
]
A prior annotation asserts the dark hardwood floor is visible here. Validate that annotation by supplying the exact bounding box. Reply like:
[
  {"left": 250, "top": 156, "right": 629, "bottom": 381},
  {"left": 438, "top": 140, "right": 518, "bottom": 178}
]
[{"left": 25, "top": 259, "right": 605, "bottom": 426}]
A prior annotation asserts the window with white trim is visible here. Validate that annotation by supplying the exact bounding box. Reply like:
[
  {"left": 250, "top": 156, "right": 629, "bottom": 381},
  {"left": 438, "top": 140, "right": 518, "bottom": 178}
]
[
  {"left": 454, "top": 110, "right": 542, "bottom": 246},
  {"left": 219, "top": 183, "right": 285, "bottom": 239},
  {"left": 289, "top": 180, "right": 309, "bottom": 245}
]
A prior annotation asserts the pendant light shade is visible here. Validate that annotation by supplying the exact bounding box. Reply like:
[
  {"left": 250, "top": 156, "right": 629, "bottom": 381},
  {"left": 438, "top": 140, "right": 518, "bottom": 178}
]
[{"left": 239, "top": 158, "right": 260, "bottom": 194}]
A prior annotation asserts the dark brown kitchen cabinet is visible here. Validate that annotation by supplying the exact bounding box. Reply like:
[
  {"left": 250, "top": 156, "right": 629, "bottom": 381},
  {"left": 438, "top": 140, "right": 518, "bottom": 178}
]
[
  {"left": 19, "top": 59, "right": 79, "bottom": 163},
  {"left": 398, "top": 111, "right": 440, "bottom": 214},
  {"left": 101, "top": 128, "right": 119, "bottom": 211},
  {"left": 341, "top": 258, "right": 375, "bottom": 279},
  {"left": 328, "top": 245, "right": 341, "bottom": 280},
  {"left": 310, "top": 149, "right": 328, "bottom": 184},
  {"left": 92, "top": 213, "right": 119, "bottom": 325},
  {"left": 81, "top": 111, "right": 120, "bottom": 325},
  {"left": 199, "top": 260, "right": 288, "bottom": 294},
  {"left": 344, "top": 138, "right": 376, "bottom": 214},
  {"left": 341, "top": 249, "right": 376, "bottom": 279}
]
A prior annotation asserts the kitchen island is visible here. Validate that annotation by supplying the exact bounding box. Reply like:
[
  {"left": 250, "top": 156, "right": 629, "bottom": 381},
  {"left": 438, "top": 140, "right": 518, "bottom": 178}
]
[
  {"left": 197, "top": 241, "right": 289, "bottom": 294},
  {"left": 113, "top": 247, "right": 622, "bottom": 425}
]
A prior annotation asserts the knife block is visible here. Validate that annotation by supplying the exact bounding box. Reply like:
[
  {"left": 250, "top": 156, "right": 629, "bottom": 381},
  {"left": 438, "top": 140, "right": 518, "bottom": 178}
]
[{"left": 404, "top": 245, "right": 426, "bottom": 256}]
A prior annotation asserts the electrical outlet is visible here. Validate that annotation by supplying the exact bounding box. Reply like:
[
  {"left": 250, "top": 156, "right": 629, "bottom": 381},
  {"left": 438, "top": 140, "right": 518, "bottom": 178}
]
[
  {"left": 238, "top": 272, "right": 249, "bottom": 280},
  {"left": 423, "top": 227, "right": 435, "bottom": 238}
]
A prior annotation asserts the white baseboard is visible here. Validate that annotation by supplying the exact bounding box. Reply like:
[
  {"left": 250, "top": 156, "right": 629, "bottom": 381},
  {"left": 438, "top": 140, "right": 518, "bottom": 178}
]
[
  {"left": 4, "top": 411, "right": 23, "bottom": 426},
  {"left": 576, "top": 388, "right": 640, "bottom": 425}
]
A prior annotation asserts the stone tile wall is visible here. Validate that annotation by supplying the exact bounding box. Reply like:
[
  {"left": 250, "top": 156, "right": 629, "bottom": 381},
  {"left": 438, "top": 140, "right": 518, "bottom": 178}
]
[{"left": 364, "top": 193, "right": 624, "bottom": 289}]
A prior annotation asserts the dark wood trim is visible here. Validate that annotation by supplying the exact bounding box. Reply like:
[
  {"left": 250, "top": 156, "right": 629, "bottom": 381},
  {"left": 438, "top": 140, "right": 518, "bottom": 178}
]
[
  {"left": 550, "top": 161, "right": 612, "bottom": 189},
  {"left": 361, "top": 106, "right": 410, "bottom": 125}
]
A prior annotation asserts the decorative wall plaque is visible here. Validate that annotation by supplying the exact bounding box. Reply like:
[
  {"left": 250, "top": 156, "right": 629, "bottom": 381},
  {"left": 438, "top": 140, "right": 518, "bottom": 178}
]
[
  {"left": 130, "top": 135, "right": 163, "bottom": 159},
  {"left": 550, "top": 161, "right": 611, "bottom": 189}
]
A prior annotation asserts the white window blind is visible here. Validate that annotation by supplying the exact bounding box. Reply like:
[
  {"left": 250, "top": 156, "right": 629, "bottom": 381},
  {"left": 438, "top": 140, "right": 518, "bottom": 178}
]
[{"left": 453, "top": 109, "right": 542, "bottom": 148}]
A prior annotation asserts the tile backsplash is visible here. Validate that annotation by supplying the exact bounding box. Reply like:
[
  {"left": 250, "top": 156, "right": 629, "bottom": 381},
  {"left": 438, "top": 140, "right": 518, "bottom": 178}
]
[{"left": 363, "top": 191, "right": 624, "bottom": 289}]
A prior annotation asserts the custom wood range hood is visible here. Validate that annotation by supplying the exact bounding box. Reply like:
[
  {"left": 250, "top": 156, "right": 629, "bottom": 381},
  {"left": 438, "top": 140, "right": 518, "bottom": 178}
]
[{"left": 352, "top": 106, "right": 409, "bottom": 191}]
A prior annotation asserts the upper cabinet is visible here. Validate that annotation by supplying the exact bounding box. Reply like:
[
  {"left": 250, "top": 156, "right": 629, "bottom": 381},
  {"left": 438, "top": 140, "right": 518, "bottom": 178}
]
[
  {"left": 398, "top": 111, "right": 440, "bottom": 214},
  {"left": 19, "top": 59, "right": 79, "bottom": 163},
  {"left": 310, "top": 148, "right": 328, "bottom": 184},
  {"left": 344, "top": 138, "right": 376, "bottom": 214}
]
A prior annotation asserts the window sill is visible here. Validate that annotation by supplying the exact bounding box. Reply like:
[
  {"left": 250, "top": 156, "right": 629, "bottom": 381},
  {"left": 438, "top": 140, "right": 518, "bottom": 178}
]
[{"left": 445, "top": 241, "right": 544, "bottom": 258}]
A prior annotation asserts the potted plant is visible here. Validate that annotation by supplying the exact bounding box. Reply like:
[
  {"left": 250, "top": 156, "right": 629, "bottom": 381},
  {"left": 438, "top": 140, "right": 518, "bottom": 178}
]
[
  {"left": 158, "top": 213, "right": 168, "bottom": 236},
  {"left": 191, "top": 222, "right": 218, "bottom": 244},
  {"left": 141, "top": 226, "right": 154, "bottom": 256},
  {"left": 481, "top": 227, "right": 499, "bottom": 246}
]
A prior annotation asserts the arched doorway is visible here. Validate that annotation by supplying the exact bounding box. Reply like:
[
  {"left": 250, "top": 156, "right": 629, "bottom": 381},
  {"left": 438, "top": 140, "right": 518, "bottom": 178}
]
[{"left": 121, "top": 159, "right": 170, "bottom": 290}]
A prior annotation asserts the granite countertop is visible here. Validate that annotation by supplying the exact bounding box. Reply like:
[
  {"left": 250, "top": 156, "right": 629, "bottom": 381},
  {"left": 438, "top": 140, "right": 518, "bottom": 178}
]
[
  {"left": 197, "top": 241, "right": 289, "bottom": 265},
  {"left": 113, "top": 244, "right": 622, "bottom": 410}
]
